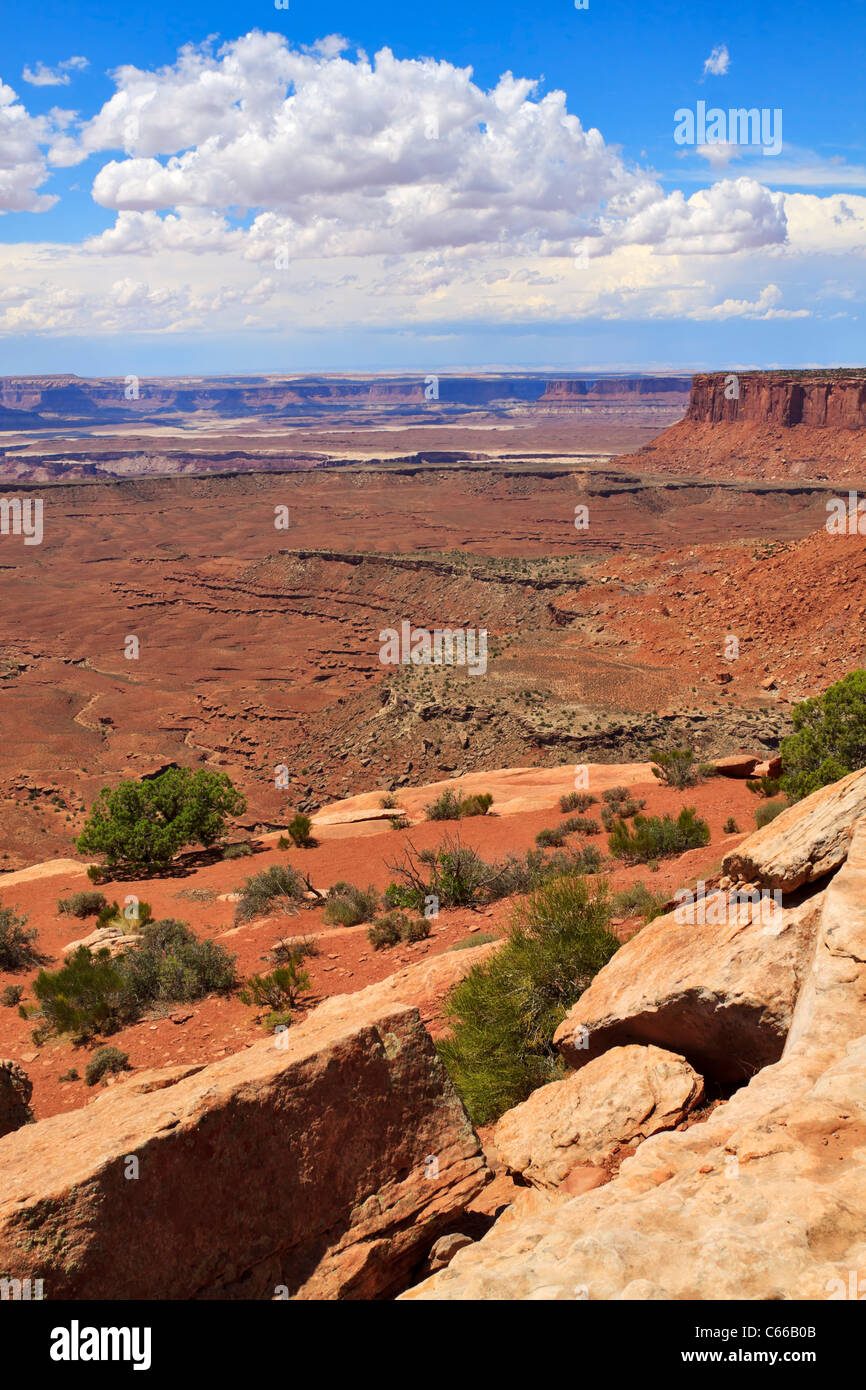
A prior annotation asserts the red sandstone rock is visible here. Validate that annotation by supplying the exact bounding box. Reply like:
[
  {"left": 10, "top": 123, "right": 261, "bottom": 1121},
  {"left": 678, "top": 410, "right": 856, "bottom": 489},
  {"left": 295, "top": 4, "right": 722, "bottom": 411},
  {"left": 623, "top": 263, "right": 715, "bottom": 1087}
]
[
  {"left": 713, "top": 752, "right": 761, "bottom": 778},
  {"left": 0, "top": 1003, "right": 489, "bottom": 1300}
]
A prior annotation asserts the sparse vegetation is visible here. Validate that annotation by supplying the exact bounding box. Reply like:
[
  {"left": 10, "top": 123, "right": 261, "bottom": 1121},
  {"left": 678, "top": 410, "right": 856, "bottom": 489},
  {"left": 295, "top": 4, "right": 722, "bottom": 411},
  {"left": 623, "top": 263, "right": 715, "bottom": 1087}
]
[
  {"left": 610, "top": 882, "right": 669, "bottom": 922},
  {"left": 724, "top": 816, "right": 741, "bottom": 833},
  {"left": 449, "top": 932, "right": 498, "bottom": 951},
  {"left": 535, "top": 827, "right": 566, "bottom": 848},
  {"left": 379, "top": 793, "right": 397, "bottom": 810},
  {"left": 746, "top": 775, "right": 782, "bottom": 798},
  {"left": 755, "top": 799, "right": 787, "bottom": 829},
  {"left": 425, "top": 789, "right": 493, "bottom": 821},
  {"left": 57, "top": 891, "right": 108, "bottom": 919},
  {"left": 560, "top": 815, "right": 600, "bottom": 836},
  {"left": 559, "top": 791, "right": 596, "bottom": 814},
  {"left": 85, "top": 1046, "right": 130, "bottom": 1087},
  {"left": 437, "top": 874, "right": 619, "bottom": 1124},
  {"left": 367, "top": 910, "right": 430, "bottom": 950},
  {"left": 608, "top": 808, "right": 711, "bottom": 864},
  {"left": 234, "top": 865, "right": 306, "bottom": 924},
  {"left": 286, "top": 813, "right": 315, "bottom": 847},
  {"left": 323, "top": 882, "right": 379, "bottom": 927},
  {"left": 650, "top": 748, "right": 701, "bottom": 790},
  {"left": 239, "top": 959, "right": 311, "bottom": 1016},
  {"left": 1, "top": 984, "right": 23, "bottom": 1007},
  {"left": 33, "top": 920, "right": 237, "bottom": 1042},
  {"left": 780, "top": 671, "right": 866, "bottom": 802},
  {"left": 77, "top": 767, "right": 247, "bottom": 874},
  {"left": 0, "top": 905, "right": 41, "bottom": 971},
  {"left": 222, "top": 841, "right": 254, "bottom": 860}
]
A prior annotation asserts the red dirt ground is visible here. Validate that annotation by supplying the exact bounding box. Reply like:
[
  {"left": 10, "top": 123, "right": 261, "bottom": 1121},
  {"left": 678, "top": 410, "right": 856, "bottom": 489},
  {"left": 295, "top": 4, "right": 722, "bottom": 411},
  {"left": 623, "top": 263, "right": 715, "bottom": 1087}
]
[{"left": 0, "top": 765, "right": 763, "bottom": 1122}]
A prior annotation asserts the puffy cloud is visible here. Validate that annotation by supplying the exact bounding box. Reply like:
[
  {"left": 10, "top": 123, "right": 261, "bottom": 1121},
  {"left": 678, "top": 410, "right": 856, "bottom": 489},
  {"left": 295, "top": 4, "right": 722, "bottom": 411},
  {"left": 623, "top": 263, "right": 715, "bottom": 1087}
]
[
  {"left": 72, "top": 33, "right": 789, "bottom": 268},
  {"left": 703, "top": 45, "right": 731, "bottom": 77},
  {"left": 21, "top": 56, "right": 88, "bottom": 87},
  {"left": 0, "top": 82, "right": 58, "bottom": 212},
  {"left": 591, "top": 179, "right": 787, "bottom": 257},
  {"left": 689, "top": 283, "right": 809, "bottom": 320}
]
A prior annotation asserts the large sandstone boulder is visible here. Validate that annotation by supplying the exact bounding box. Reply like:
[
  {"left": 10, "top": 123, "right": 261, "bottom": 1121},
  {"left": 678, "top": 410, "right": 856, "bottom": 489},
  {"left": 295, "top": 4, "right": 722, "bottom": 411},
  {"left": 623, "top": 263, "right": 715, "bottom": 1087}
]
[
  {"left": 713, "top": 752, "right": 761, "bottom": 778},
  {"left": 0, "top": 1062, "right": 33, "bottom": 1139},
  {"left": 493, "top": 1045, "right": 703, "bottom": 1191},
  {"left": 0, "top": 1003, "right": 489, "bottom": 1300},
  {"left": 403, "top": 817, "right": 866, "bottom": 1300},
  {"left": 554, "top": 890, "right": 821, "bottom": 1081},
  {"left": 723, "top": 765, "right": 866, "bottom": 891}
]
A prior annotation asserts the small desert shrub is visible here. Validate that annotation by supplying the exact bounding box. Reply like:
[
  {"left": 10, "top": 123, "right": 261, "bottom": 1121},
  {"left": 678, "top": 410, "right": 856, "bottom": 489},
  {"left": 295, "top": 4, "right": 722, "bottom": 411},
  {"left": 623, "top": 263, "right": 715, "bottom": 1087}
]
[
  {"left": 234, "top": 865, "right": 306, "bottom": 924},
  {"left": 323, "top": 882, "right": 379, "bottom": 928},
  {"left": 270, "top": 936, "right": 319, "bottom": 967},
  {"left": 608, "top": 808, "right": 711, "bottom": 864},
  {"left": 277, "top": 835, "right": 290, "bottom": 850},
  {"left": 389, "top": 814, "right": 410, "bottom": 830},
  {"left": 601, "top": 785, "right": 631, "bottom": 806},
  {"left": 755, "top": 800, "right": 787, "bottom": 829},
  {"left": 175, "top": 887, "right": 218, "bottom": 904},
  {"left": 120, "top": 919, "right": 237, "bottom": 1010},
  {"left": 697, "top": 762, "right": 718, "bottom": 778},
  {"left": 57, "top": 891, "right": 108, "bottom": 919},
  {"left": 438, "top": 874, "right": 619, "bottom": 1124},
  {"left": 86, "top": 865, "right": 106, "bottom": 885},
  {"left": 425, "top": 788, "right": 463, "bottom": 821},
  {"left": 723, "top": 816, "right": 741, "bottom": 834},
  {"left": 559, "top": 791, "right": 596, "bottom": 814},
  {"left": 222, "top": 841, "right": 254, "bottom": 860},
  {"left": 379, "top": 793, "right": 397, "bottom": 810},
  {"left": 560, "top": 815, "right": 600, "bottom": 836},
  {"left": 34, "top": 947, "right": 127, "bottom": 1040},
  {"left": 450, "top": 932, "right": 498, "bottom": 951},
  {"left": 650, "top": 748, "right": 700, "bottom": 790},
  {"left": 746, "top": 775, "right": 782, "bottom": 798},
  {"left": 287, "top": 813, "right": 315, "bottom": 847},
  {"left": 58, "top": 1067, "right": 80, "bottom": 1082},
  {"left": 425, "top": 789, "right": 493, "bottom": 821},
  {"left": 535, "top": 827, "right": 566, "bottom": 849},
  {"left": 610, "top": 882, "right": 668, "bottom": 922},
  {"left": 367, "top": 910, "right": 430, "bottom": 951},
  {"left": 0, "top": 906, "right": 41, "bottom": 971},
  {"left": 1, "top": 984, "right": 23, "bottom": 1007},
  {"left": 85, "top": 1046, "right": 130, "bottom": 1087},
  {"left": 239, "top": 960, "right": 310, "bottom": 1014}
]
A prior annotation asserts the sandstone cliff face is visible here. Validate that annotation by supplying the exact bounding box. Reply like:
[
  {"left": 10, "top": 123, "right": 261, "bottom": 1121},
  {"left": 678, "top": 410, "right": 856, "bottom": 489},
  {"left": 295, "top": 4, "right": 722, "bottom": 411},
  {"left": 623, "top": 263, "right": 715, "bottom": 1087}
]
[
  {"left": 618, "top": 369, "right": 866, "bottom": 480},
  {"left": 0, "top": 1003, "right": 489, "bottom": 1300},
  {"left": 688, "top": 372, "right": 866, "bottom": 429}
]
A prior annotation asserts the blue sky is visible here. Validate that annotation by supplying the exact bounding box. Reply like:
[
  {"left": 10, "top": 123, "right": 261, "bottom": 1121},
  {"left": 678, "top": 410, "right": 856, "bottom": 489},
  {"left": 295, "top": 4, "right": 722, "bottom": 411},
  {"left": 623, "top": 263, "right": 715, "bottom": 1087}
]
[{"left": 1, "top": 0, "right": 864, "bottom": 373}]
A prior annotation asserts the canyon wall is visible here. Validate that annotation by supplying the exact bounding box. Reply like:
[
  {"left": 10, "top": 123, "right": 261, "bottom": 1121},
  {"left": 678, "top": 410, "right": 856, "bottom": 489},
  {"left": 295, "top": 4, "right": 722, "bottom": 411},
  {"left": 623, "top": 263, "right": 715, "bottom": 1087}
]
[
  {"left": 0, "top": 372, "right": 691, "bottom": 427},
  {"left": 619, "top": 369, "right": 866, "bottom": 481}
]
